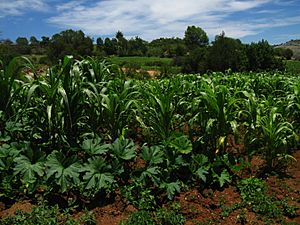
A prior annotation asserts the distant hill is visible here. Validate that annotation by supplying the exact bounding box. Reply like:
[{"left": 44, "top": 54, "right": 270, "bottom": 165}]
[{"left": 275, "top": 39, "right": 300, "bottom": 60}]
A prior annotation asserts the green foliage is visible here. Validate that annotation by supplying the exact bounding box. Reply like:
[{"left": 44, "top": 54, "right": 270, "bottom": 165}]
[
  {"left": 257, "top": 107, "right": 297, "bottom": 169},
  {"left": 13, "top": 145, "right": 46, "bottom": 193},
  {"left": 0, "top": 205, "right": 96, "bottom": 225},
  {"left": 46, "top": 151, "right": 81, "bottom": 193},
  {"left": 120, "top": 210, "right": 156, "bottom": 225},
  {"left": 48, "top": 29, "right": 93, "bottom": 62},
  {"left": 80, "top": 156, "right": 115, "bottom": 196},
  {"left": 207, "top": 32, "right": 248, "bottom": 72},
  {"left": 184, "top": 26, "right": 209, "bottom": 49},
  {"left": 238, "top": 178, "right": 298, "bottom": 219},
  {"left": 1, "top": 56, "right": 299, "bottom": 220},
  {"left": 81, "top": 137, "right": 110, "bottom": 156},
  {"left": 120, "top": 203, "right": 185, "bottom": 225},
  {"left": 110, "top": 138, "right": 136, "bottom": 161}
]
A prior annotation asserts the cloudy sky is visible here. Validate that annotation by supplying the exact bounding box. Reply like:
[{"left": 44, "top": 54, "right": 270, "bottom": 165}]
[{"left": 0, "top": 0, "right": 299, "bottom": 44}]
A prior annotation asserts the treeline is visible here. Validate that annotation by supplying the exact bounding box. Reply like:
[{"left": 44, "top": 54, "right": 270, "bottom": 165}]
[{"left": 0, "top": 26, "right": 293, "bottom": 72}]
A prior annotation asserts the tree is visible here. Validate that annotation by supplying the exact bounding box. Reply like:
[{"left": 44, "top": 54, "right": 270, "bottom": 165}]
[
  {"left": 181, "top": 47, "right": 208, "bottom": 73},
  {"left": 128, "top": 36, "right": 148, "bottom": 56},
  {"left": 30, "top": 36, "right": 39, "bottom": 46},
  {"left": 0, "top": 39, "right": 18, "bottom": 65},
  {"left": 184, "top": 26, "right": 209, "bottom": 50},
  {"left": 246, "top": 40, "right": 284, "bottom": 71},
  {"left": 207, "top": 32, "right": 247, "bottom": 72},
  {"left": 115, "top": 31, "right": 128, "bottom": 56},
  {"left": 16, "top": 37, "right": 29, "bottom": 46},
  {"left": 104, "top": 38, "right": 117, "bottom": 55},
  {"left": 282, "top": 48, "right": 293, "bottom": 60},
  {"left": 40, "top": 36, "right": 50, "bottom": 47},
  {"left": 15, "top": 37, "right": 30, "bottom": 54},
  {"left": 48, "top": 29, "right": 93, "bottom": 62},
  {"left": 96, "top": 37, "right": 104, "bottom": 48}
]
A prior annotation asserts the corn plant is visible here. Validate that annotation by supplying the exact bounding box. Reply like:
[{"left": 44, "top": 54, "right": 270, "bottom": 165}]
[
  {"left": 0, "top": 57, "right": 31, "bottom": 120},
  {"left": 257, "top": 107, "right": 298, "bottom": 169},
  {"left": 138, "top": 80, "right": 181, "bottom": 142},
  {"left": 191, "top": 81, "right": 239, "bottom": 156},
  {"left": 101, "top": 79, "right": 138, "bottom": 140}
]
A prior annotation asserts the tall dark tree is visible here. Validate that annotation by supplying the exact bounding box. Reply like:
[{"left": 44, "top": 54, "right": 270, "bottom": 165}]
[
  {"left": 115, "top": 31, "right": 128, "bottom": 56},
  {"left": 16, "top": 37, "right": 29, "bottom": 46},
  {"left": 48, "top": 29, "right": 93, "bottom": 62},
  {"left": 184, "top": 26, "right": 209, "bottom": 50},
  {"left": 104, "top": 38, "right": 117, "bottom": 55},
  {"left": 30, "top": 36, "right": 39, "bottom": 46},
  {"left": 96, "top": 37, "right": 104, "bottom": 48},
  {"left": 128, "top": 36, "right": 148, "bottom": 56},
  {"left": 15, "top": 37, "right": 30, "bottom": 54},
  {"left": 0, "top": 39, "right": 18, "bottom": 65},
  {"left": 207, "top": 32, "right": 247, "bottom": 72},
  {"left": 246, "top": 40, "right": 283, "bottom": 71}
]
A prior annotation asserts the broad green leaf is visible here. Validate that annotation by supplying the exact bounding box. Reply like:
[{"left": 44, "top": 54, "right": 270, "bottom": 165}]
[
  {"left": 81, "top": 157, "right": 114, "bottom": 191},
  {"left": 168, "top": 135, "right": 192, "bottom": 154},
  {"left": 218, "top": 170, "right": 231, "bottom": 187},
  {"left": 196, "top": 167, "right": 209, "bottom": 182},
  {"left": 81, "top": 137, "right": 110, "bottom": 155},
  {"left": 46, "top": 151, "right": 81, "bottom": 193},
  {"left": 110, "top": 138, "right": 136, "bottom": 160},
  {"left": 141, "top": 145, "right": 164, "bottom": 165},
  {"left": 160, "top": 181, "right": 181, "bottom": 200}
]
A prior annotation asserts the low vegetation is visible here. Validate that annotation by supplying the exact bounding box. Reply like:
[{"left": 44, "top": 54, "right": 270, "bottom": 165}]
[{"left": 0, "top": 56, "right": 299, "bottom": 224}]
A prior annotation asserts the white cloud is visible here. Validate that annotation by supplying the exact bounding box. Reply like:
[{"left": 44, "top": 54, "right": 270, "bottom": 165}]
[
  {"left": 48, "top": 0, "right": 276, "bottom": 40},
  {"left": 0, "top": 0, "right": 48, "bottom": 18},
  {"left": 3, "top": 0, "right": 296, "bottom": 41}
]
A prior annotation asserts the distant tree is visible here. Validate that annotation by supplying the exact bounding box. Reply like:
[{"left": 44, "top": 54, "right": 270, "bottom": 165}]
[
  {"left": 283, "top": 48, "right": 293, "bottom": 60},
  {"left": 48, "top": 29, "right": 93, "bottom": 62},
  {"left": 207, "top": 32, "right": 247, "bottom": 72},
  {"left": 128, "top": 36, "right": 148, "bottom": 56},
  {"left": 96, "top": 37, "right": 104, "bottom": 48},
  {"left": 30, "top": 36, "right": 39, "bottom": 46},
  {"left": 148, "top": 37, "right": 186, "bottom": 57},
  {"left": 104, "top": 38, "right": 117, "bottom": 55},
  {"left": 115, "top": 31, "right": 128, "bottom": 56},
  {"left": 181, "top": 47, "right": 209, "bottom": 73},
  {"left": 16, "top": 37, "right": 29, "bottom": 46},
  {"left": 184, "top": 26, "right": 209, "bottom": 50},
  {"left": 0, "top": 39, "right": 18, "bottom": 65},
  {"left": 15, "top": 37, "right": 30, "bottom": 54},
  {"left": 94, "top": 37, "right": 105, "bottom": 56},
  {"left": 40, "top": 36, "right": 50, "bottom": 47},
  {"left": 246, "top": 40, "right": 284, "bottom": 71},
  {"left": 116, "top": 31, "right": 124, "bottom": 40}
]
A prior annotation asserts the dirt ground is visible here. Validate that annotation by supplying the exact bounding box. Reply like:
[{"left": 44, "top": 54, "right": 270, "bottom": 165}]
[{"left": 1, "top": 151, "right": 299, "bottom": 225}]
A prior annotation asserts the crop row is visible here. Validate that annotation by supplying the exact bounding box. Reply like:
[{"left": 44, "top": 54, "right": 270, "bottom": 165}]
[{"left": 0, "top": 56, "right": 299, "bottom": 209}]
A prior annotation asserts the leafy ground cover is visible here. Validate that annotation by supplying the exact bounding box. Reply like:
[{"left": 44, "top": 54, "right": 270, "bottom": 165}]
[
  {"left": 286, "top": 60, "right": 300, "bottom": 75},
  {"left": 0, "top": 56, "right": 299, "bottom": 224}
]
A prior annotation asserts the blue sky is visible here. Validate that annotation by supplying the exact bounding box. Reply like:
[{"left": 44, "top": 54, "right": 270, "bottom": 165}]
[{"left": 0, "top": 0, "right": 299, "bottom": 44}]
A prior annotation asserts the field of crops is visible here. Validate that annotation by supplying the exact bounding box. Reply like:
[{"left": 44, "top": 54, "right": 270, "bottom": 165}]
[{"left": 0, "top": 56, "right": 300, "bottom": 224}]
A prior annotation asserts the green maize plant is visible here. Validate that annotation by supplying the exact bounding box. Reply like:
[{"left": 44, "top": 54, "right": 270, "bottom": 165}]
[
  {"left": 0, "top": 57, "right": 31, "bottom": 120},
  {"left": 287, "top": 79, "right": 300, "bottom": 132},
  {"left": 24, "top": 56, "right": 94, "bottom": 148},
  {"left": 191, "top": 80, "right": 239, "bottom": 156},
  {"left": 257, "top": 107, "right": 298, "bottom": 169},
  {"left": 138, "top": 79, "right": 179, "bottom": 142},
  {"left": 101, "top": 79, "right": 139, "bottom": 140}
]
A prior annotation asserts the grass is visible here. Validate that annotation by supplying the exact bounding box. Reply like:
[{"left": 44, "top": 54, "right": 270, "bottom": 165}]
[
  {"left": 106, "top": 56, "right": 182, "bottom": 76},
  {"left": 107, "top": 56, "right": 173, "bottom": 65}
]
